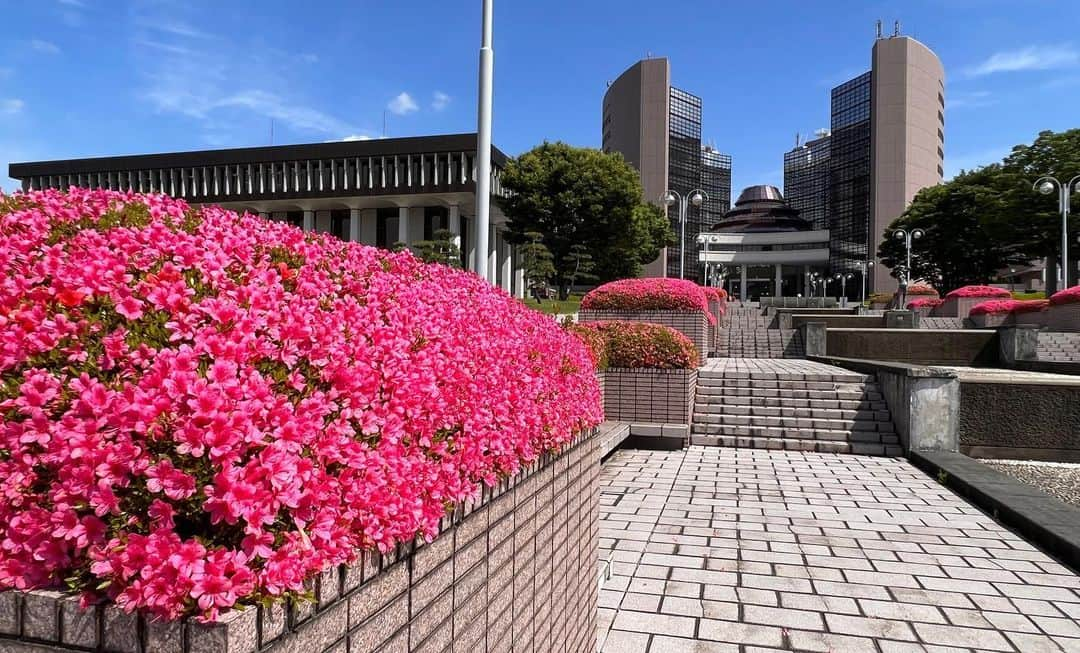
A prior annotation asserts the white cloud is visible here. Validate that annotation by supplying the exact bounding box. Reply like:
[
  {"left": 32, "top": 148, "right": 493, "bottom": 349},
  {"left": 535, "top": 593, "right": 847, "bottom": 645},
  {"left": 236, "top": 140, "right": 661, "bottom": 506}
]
[
  {"left": 965, "top": 44, "right": 1079, "bottom": 77},
  {"left": 944, "top": 146, "right": 1012, "bottom": 179},
  {"left": 387, "top": 92, "right": 418, "bottom": 115},
  {"left": 0, "top": 99, "right": 24, "bottom": 115},
  {"left": 948, "top": 90, "right": 995, "bottom": 110},
  {"left": 341, "top": 134, "right": 375, "bottom": 141},
  {"left": 432, "top": 91, "right": 450, "bottom": 111},
  {"left": 30, "top": 39, "right": 61, "bottom": 55}
]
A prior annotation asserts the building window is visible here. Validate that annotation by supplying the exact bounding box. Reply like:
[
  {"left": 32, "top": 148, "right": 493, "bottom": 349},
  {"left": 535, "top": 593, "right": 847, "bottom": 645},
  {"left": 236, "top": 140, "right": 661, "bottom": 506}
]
[{"left": 331, "top": 209, "right": 350, "bottom": 240}]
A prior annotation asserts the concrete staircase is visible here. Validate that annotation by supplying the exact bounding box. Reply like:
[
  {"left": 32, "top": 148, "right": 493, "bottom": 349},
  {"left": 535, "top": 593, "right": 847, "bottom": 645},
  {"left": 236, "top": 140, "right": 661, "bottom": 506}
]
[
  {"left": 716, "top": 304, "right": 804, "bottom": 358},
  {"left": 1038, "top": 331, "right": 1080, "bottom": 363},
  {"left": 690, "top": 361, "right": 902, "bottom": 456}
]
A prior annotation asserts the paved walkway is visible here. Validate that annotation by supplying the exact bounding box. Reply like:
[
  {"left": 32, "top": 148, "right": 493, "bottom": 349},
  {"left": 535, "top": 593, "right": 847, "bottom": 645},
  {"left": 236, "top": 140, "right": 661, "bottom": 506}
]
[
  {"left": 598, "top": 447, "right": 1080, "bottom": 652},
  {"left": 700, "top": 359, "right": 870, "bottom": 380}
]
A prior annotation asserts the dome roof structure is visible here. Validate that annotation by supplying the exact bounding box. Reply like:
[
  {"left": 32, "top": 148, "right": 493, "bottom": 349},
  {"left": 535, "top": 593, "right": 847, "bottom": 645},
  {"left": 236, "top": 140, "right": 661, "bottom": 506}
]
[{"left": 711, "top": 185, "right": 811, "bottom": 233}]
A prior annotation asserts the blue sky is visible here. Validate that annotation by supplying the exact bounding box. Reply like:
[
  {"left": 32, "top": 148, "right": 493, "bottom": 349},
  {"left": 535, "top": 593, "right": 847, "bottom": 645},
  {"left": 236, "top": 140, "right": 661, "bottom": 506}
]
[{"left": 2, "top": 0, "right": 1079, "bottom": 194}]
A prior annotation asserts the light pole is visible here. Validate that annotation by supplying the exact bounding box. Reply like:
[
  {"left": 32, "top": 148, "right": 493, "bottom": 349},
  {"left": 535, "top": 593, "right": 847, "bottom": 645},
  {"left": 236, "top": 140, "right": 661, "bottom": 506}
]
[
  {"left": 473, "top": 0, "right": 495, "bottom": 281},
  {"left": 1034, "top": 175, "right": 1080, "bottom": 288},
  {"left": 696, "top": 233, "right": 720, "bottom": 286},
  {"left": 857, "top": 260, "right": 874, "bottom": 305},
  {"left": 662, "top": 189, "right": 708, "bottom": 279},
  {"left": 834, "top": 273, "right": 854, "bottom": 303},
  {"left": 1009, "top": 267, "right": 1016, "bottom": 294},
  {"left": 894, "top": 229, "right": 924, "bottom": 282}
]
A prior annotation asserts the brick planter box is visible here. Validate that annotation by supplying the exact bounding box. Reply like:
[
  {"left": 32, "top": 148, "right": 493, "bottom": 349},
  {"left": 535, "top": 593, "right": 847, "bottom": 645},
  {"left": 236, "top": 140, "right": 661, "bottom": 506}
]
[
  {"left": 937, "top": 296, "right": 1003, "bottom": 319},
  {"left": 602, "top": 368, "right": 697, "bottom": 426},
  {"left": 0, "top": 433, "right": 600, "bottom": 653},
  {"left": 1016, "top": 310, "right": 1048, "bottom": 328},
  {"left": 578, "top": 309, "right": 709, "bottom": 363},
  {"left": 1047, "top": 302, "right": 1080, "bottom": 332},
  {"left": 970, "top": 312, "right": 1015, "bottom": 329}
]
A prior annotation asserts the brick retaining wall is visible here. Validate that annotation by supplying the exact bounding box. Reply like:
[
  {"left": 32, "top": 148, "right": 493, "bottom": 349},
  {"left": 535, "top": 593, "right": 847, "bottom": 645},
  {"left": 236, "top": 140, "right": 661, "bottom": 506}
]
[
  {"left": 601, "top": 369, "right": 696, "bottom": 425},
  {"left": 0, "top": 432, "right": 600, "bottom": 653},
  {"left": 578, "top": 310, "right": 710, "bottom": 362},
  {"left": 1047, "top": 303, "right": 1080, "bottom": 332}
]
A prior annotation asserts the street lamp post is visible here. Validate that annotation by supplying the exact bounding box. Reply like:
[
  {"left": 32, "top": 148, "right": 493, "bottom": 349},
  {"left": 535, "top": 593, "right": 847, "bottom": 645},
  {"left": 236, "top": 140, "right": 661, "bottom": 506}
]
[
  {"left": 662, "top": 189, "right": 708, "bottom": 279},
  {"left": 857, "top": 260, "right": 874, "bottom": 305},
  {"left": 473, "top": 0, "right": 495, "bottom": 281},
  {"left": 894, "top": 229, "right": 924, "bottom": 282},
  {"left": 834, "top": 273, "right": 854, "bottom": 304},
  {"left": 1034, "top": 175, "right": 1080, "bottom": 288}
]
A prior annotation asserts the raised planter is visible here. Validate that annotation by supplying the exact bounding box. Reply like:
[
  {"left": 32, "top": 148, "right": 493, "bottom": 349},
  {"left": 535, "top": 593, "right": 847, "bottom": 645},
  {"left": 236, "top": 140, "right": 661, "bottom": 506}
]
[
  {"left": 0, "top": 433, "right": 601, "bottom": 653},
  {"left": 602, "top": 368, "right": 697, "bottom": 426},
  {"left": 578, "top": 309, "right": 709, "bottom": 364},
  {"left": 1015, "top": 310, "right": 1048, "bottom": 328},
  {"left": 1047, "top": 302, "right": 1080, "bottom": 332},
  {"left": 937, "top": 296, "right": 1000, "bottom": 319},
  {"left": 970, "top": 312, "right": 1015, "bottom": 329}
]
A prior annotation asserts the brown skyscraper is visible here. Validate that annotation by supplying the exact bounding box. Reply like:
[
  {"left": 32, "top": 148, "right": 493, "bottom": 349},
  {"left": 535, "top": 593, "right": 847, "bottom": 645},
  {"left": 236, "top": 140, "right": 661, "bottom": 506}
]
[{"left": 870, "top": 34, "right": 946, "bottom": 293}]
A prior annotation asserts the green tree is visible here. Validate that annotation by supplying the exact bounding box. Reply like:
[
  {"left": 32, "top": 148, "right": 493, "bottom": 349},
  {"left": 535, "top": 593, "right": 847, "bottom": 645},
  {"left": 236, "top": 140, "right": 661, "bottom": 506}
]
[
  {"left": 562, "top": 243, "right": 598, "bottom": 291},
  {"left": 877, "top": 166, "right": 1030, "bottom": 294},
  {"left": 413, "top": 228, "right": 462, "bottom": 267},
  {"left": 1000, "top": 129, "right": 1080, "bottom": 292},
  {"left": 498, "top": 142, "right": 675, "bottom": 299},
  {"left": 519, "top": 231, "right": 556, "bottom": 301}
]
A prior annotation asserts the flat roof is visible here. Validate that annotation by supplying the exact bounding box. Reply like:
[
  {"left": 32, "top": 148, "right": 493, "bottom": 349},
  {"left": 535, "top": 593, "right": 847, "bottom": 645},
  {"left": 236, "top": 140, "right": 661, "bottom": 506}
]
[{"left": 9, "top": 133, "right": 509, "bottom": 178}]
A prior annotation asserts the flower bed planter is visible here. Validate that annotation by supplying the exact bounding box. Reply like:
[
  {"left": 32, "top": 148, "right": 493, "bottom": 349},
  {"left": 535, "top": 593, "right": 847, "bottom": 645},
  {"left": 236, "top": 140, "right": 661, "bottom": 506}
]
[
  {"left": 0, "top": 431, "right": 600, "bottom": 653},
  {"left": 601, "top": 368, "right": 697, "bottom": 426},
  {"left": 1015, "top": 310, "right": 1047, "bottom": 327},
  {"left": 970, "top": 312, "right": 1015, "bottom": 329},
  {"left": 937, "top": 296, "right": 999, "bottom": 319},
  {"left": 1047, "top": 302, "right": 1080, "bottom": 332},
  {"left": 578, "top": 310, "right": 709, "bottom": 363}
]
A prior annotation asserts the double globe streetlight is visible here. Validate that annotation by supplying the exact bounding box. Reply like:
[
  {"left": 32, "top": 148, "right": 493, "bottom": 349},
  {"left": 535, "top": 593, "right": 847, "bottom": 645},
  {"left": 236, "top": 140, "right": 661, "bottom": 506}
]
[
  {"left": 856, "top": 260, "right": 874, "bottom": 305},
  {"left": 662, "top": 189, "right": 708, "bottom": 280},
  {"left": 893, "top": 228, "right": 924, "bottom": 285},
  {"left": 1034, "top": 175, "right": 1080, "bottom": 287}
]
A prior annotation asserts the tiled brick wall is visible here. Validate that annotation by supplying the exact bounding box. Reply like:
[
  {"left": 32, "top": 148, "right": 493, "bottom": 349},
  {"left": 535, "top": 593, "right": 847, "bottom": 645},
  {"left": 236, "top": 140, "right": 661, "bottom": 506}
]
[
  {"left": 0, "top": 432, "right": 600, "bottom": 653},
  {"left": 1046, "top": 303, "right": 1080, "bottom": 332},
  {"left": 578, "top": 310, "right": 710, "bottom": 363},
  {"left": 602, "top": 369, "right": 697, "bottom": 425},
  {"left": 1038, "top": 330, "right": 1080, "bottom": 362}
]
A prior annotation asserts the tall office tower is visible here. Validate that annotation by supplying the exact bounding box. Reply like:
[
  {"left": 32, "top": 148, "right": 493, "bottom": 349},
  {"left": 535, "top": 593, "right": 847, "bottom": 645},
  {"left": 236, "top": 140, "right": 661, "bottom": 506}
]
[
  {"left": 783, "top": 132, "right": 831, "bottom": 232},
  {"left": 602, "top": 57, "right": 732, "bottom": 280},
  {"left": 702, "top": 145, "right": 733, "bottom": 228},
  {"left": 869, "top": 33, "right": 945, "bottom": 293},
  {"left": 783, "top": 28, "right": 944, "bottom": 297}
]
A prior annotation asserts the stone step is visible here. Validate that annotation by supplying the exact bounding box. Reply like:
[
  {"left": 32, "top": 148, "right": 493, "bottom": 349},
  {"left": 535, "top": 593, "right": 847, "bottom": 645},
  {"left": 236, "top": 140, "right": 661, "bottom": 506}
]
[
  {"left": 695, "top": 395, "right": 889, "bottom": 411},
  {"left": 688, "top": 434, "right": 903, "bottom": 457},
  {"left": 693, "top": 405, "right": 891, "bottom": 421},
  {"left": 691, "top": 420, "right": 895, "bottom": 438},
  {"left": 697, "top": 373, "right": 874, "bottom": 384},
  {"left": 692, "top": 413, "right": 894, "bottom": 433},
  {"left": 696, "top": 387, "right": 884, "bottom": 402}
]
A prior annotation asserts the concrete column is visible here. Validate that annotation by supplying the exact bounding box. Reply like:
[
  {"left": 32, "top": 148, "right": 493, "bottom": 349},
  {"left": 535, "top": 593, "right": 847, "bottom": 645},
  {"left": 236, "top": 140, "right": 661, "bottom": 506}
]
[
  {"left": 740, "top": 266, "right": 748, "bottom": 302},
  {"left": 302, "top": 210, "right": 315, "bottom": 232},
  {"left": 999, "top": 326, "right": 1040, "bottom": 366},
  {"left": 360, "top": 209, "right": 377, "bottom": 245},
  {"left": 315, "top": 210, "right": 332, "bottom": 234},
  {"left": 501, "top": 238, "right": 513, "bottom": 292},
  {"left": 515, "top": 264, "right": 525, "bottom": 299},
  {"left": 448, "top": 205, "right": 462, "bottom": 249},
  {"left": 488, "top": 225, "right": 498, "bottom": 283},
  {"left": 397, "top": 207, "right": 410, "bottom": 246},
  {"left": 349, "top": 209, "right": 361, "bottom": 242},
  {"left": 774, "top": 264, "right": 782, "bottom": 298}
]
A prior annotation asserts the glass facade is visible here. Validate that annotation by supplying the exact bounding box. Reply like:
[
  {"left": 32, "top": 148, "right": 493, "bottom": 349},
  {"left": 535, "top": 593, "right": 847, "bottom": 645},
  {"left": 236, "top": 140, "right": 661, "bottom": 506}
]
[
  {"left": 701, "top": 146, "right": 732, "bottom": 229},
  {"left": 828, "top": 71, "right": 872, "bottom": 288},
  {"left": 667, "top": 87, "right": 703, "bottom": 280},
  {"left": 783, "top": 135, "right": 831, "bottom": 232}
]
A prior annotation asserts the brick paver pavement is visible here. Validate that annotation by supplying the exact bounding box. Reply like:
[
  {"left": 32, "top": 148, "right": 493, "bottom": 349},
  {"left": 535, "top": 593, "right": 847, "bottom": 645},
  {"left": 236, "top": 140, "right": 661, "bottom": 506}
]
[{"left": 598, "top": 447, "right": 1080, "bottom": 652}]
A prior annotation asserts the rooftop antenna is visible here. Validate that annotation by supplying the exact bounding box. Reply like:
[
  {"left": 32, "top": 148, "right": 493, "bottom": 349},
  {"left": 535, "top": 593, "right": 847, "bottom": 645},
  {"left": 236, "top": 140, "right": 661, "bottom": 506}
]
[
  {"left": 795, "top": 132, "right": 801, "bottom": 148},
  {"left": 894, "top": 20, "right": 900, "bottom": 37},
  {"left": 876, "top": 19, "right": 882, "bottom": 39},
  {"left": 646, "top": 51, "right": 652, "bottom": 59}
]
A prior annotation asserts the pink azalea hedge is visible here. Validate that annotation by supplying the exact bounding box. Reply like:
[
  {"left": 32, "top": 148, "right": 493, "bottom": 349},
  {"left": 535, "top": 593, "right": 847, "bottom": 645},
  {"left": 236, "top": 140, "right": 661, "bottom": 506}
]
[
  {"left": 0, "top": 189, "right": 602, "bottom": 621},
  {"left": 969, "top": 299, "right": 1049, "bottom": 316},
  {"left": 581, "top": 278, "right": 715, "bottom": 324},
  {"left": 906, "top": 284, "right": 939, "bottom": 297},
  {"left": 1049, "top": 285, "right": 1080, "bottom": 306},
  {"left": 569, "top": 321, "right": 697, "bottom": 370},
  {"left": 907, "top": 298, "right": 943, "bottom": 309},
  {"left": 944, "top": 285, "right": 1011, "bottom": 299}
]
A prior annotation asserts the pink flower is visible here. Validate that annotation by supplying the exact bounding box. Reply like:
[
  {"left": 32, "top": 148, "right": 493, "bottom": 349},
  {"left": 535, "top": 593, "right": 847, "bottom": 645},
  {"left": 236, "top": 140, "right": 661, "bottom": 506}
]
[
  {"left": 581, "top": 278, "right": 716, "bottom": 324},
  {"left": 945, "top": 285, "right": 1011, "bottom": 299},
  {"left": 115, "top": 296, "right": 144, "bottom": 320}
]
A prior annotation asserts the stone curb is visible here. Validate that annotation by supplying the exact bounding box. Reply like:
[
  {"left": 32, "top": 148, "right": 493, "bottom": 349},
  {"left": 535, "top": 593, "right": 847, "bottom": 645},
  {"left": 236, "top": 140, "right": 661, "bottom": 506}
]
[{"left": 908, "top": 449, "right": 1080, "bottom": 574}]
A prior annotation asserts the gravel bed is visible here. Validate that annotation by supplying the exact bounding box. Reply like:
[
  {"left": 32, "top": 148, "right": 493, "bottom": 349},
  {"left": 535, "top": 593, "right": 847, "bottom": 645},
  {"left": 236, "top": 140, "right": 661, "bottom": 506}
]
[{"left": 983, "top": 460, "right": 1080, "bottom": 508}]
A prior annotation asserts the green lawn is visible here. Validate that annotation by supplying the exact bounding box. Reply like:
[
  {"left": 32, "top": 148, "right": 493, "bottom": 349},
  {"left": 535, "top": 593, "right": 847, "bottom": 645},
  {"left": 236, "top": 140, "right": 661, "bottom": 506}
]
[
  {"left": 524, "top": 293, "right": 584, "bottom": 316},
  {"left": 1011, "top": 291, "right": 1046, "bottom": 300}
]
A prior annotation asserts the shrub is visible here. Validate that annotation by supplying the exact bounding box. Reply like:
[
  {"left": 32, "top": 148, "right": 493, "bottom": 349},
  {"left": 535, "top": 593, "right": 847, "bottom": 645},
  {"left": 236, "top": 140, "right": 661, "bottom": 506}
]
[
  {"left": 907, "top": 298, "right": 943, "bottom": 309},
  {"left": 1049, "top": 285, "right": 1080, "bottom": 306},
  {"left": 564, "top": 324, "right": 609, "bottom": 371},
  {"left": 945, "top": 285, "right": 1011, "bottom": 299},
  {"left": 569, "top": 321, "right": 697, "bottom": 370},
  {"left": 702, "top": 286, "right": 721, "bottom": 302},
  {"left": 906, "top": 284, "right": 939, "bottom": 296},
  {"left": 969, "top": 299, "right": 1049, "bottom": 316},
  {"left": 0, "top": 189, "right": 602, "bottom": 621},
  {"left": 580, "top": 278, "right": 715, "bottom": 324}
]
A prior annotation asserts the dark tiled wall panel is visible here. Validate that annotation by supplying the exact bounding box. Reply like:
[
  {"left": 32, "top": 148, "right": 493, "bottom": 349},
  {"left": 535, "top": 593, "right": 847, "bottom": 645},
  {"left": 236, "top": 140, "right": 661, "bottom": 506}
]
[{"left": 0, "top": 433, "right": 600, "bottom": 653}]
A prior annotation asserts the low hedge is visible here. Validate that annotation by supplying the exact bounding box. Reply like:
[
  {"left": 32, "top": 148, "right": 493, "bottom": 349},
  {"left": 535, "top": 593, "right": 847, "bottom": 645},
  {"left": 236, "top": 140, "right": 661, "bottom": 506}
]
[
  {"left": 1049, "top": 285, "right": 1080, "bottom": 306},
  {"left": 581, "top": 278, "right": 715, "bottom": 324},
  {"left": 566, "top": 321, "right": 698, "bottom": 370},
  {"left": 906, "top": 283, "right": 939, "bottom": 296},
  {"left": 945, "top": 285, "right": 1012, "bottom": 299}
]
